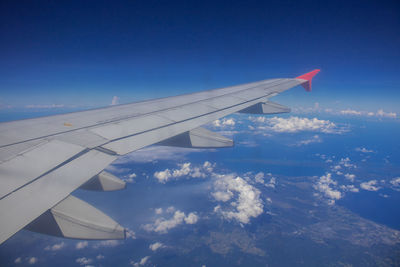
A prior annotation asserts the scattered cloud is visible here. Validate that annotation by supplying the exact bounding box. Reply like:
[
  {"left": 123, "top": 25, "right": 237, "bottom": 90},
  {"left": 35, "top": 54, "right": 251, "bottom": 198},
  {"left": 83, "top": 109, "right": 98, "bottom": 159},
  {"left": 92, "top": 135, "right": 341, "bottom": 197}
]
[
  {"left": 254, "top": 172, "right": 276, "bottom": 188},
  {"left": 96, "top": 254, "right": 105, "bottom": 260},
  {"left": 344, "top": 173, "right": 356, "bottom": 182},
  {"left": 340, "top": 184, "right": 359, "bottom": 193},
  {"left": 212, "top": 174, "right": 264, "bottom": 224},
  {"left": 149, "top": 242, "right": 165, "bottom": 251},
  {"left": 154, "top": 161, "right": 214, "bottom": 183},
  {"left": 355, "top": 147, "right": 374, "bottom": 153},
  {"left": 130, "top": 256, "right": 150, "bottom": 267},
  {"left": 340, "top": 109, "right": 362, "bottom": 116},
  {"left": 390, "top": 177, "right": 400, "bottom": 188},
  {"left": 253, "top": 116, "right": 346, "bottom": 134},
  {"left": 76, "top": 257, "right": 93, "bottom": 266},
  {"left": 294, "top": 104, "right": 398, "bottom": 120},
  {"left": 28, "top": 257, "right": 38, "bottom": 265},
  {"left": 339, "top": 157, "right": 357, "bottom": 168},
  {"left": 44, "top": 242, "right": 65, "bottom": 251},
  {"left": 76, "top": 241, "right": 88, "bottom": 250},
  {"left": 360, "top": 180, "right": 380, "bottom": 191},
  {"left": 126, "top": 228, "right": 136, "bottom": 239},
  {"left": 184, "top": 212, "right": 199, "bottom": 224},
  {"left": 376, "top": 109, "right": 397, "bottom": 118},
  {"left": 155, "top": 208, "right": 163, "bottom": 214},
  {"left": 93, "top": 240, "right": 120, "bottom": 249},
  {"left": 213, "top": 118, "right": 236, "bottom": 127},
  {"left": 314, "top": 173, "right": 342, "bottom": 205},
  {"left": 212, "top": 190, "right": 233, "bottom": 202},
  {"left": 143, "top": 209, "right": 199, "bottom": 234},
  {"left": 124, "top": 172, "right": 137, "bottom": 183},
  {"left": 111, "top": 96, "right": 120, "bottom": 105},
  {"left": 14, "top": 257, "right": 22, "bottom": 264},
  {"left": 295, "top": 135, "right": 322, "bottom": 146}
]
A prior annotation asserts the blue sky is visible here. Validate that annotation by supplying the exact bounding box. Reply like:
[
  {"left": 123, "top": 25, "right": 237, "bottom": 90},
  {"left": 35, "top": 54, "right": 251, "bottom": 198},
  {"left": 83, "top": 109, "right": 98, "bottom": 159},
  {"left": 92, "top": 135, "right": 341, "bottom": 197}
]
[{"left": 1, "top": 0, "right": 399, "bottom": 112}]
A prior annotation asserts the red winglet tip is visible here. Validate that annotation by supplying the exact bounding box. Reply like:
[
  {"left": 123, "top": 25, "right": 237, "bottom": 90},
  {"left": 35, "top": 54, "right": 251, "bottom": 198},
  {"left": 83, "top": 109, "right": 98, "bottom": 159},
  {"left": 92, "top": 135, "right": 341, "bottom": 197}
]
[{"left": 296, "top": 69, "right": 320, "bottom": 92}]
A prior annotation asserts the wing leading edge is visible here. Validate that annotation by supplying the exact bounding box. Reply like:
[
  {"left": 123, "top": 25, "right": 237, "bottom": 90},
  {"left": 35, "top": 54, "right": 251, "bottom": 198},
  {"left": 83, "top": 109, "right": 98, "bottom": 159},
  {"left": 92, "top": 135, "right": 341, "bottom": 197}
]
[{"left": 0, "top": 70, "right": 319, "bottom": 244}]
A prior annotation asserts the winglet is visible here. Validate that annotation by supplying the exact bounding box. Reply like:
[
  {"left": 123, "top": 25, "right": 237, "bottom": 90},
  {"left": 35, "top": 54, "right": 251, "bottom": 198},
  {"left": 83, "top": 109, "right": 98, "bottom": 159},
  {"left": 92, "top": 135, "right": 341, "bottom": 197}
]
[{"left": 296, "top": 69, "right": 320, "bottom": 91}]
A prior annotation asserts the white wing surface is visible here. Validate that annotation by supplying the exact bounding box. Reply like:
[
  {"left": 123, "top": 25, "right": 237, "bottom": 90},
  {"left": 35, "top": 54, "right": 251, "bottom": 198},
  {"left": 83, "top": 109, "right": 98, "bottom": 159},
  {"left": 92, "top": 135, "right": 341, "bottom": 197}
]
[{"left": 0, "top": 70, "right": 320, "bottom": 244}]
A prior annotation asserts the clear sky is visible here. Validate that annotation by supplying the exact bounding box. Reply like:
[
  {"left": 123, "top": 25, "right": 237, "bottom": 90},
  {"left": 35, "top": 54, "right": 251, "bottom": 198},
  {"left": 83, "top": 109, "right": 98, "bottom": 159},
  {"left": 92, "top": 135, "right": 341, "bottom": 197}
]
[{"left": 1, "top": 0, "right": 399, "bottom": 112}]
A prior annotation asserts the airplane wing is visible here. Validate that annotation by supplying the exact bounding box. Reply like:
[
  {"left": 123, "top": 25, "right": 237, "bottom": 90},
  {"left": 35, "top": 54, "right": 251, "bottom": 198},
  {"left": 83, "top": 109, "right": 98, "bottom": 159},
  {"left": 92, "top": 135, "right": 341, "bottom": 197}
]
[{"left": 0, "top": 69, "right": 320, "bottom": 244}]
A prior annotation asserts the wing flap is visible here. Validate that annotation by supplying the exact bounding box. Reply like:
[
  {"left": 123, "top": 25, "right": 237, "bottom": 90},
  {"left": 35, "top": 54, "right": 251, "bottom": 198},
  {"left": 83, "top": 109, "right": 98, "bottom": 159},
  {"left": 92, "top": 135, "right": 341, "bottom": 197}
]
[
  {"left": 158, "top": 127, "right": 233, "bottom": 148},
  {"left": 80, "top": 171, "right": 126, "bottom": 191},
  {"left": 25, "top": 195, "right": 125, "bottom": 240}
]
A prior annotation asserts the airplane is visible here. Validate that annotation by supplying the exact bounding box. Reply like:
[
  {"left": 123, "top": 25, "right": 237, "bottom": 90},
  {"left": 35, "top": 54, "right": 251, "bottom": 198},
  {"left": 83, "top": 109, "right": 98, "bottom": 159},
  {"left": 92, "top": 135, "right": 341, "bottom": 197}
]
[{"left": 0, "top": 69, "right": 320, "bottom": 244}]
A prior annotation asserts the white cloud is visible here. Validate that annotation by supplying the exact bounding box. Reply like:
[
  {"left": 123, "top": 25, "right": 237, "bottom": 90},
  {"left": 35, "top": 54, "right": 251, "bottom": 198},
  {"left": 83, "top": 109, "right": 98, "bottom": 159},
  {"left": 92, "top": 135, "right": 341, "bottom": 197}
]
[
  {"left": 149, "top": 242, "right": 165, "bottom": 251},
  {"left": 339, "top": 157, "right": 356, "bottom": 168},
  {"left": 340, "top": 109, "right": 362, "bottom": 115},
  {"left": 355, "top": 147, "right": 374, "bottom": 153},
  {"left": 254, "top": 172, "right": 265, "bottom": 184},
  {"left": 390, "top": 177, "right": 400, "bottom": 187},
  {"left": 130, "top": 256, "right": 150, "bottom": 267},
  {"left": 166, "top": 206, "right": 175, "bottom": 213},
  {"left": 203, "top": 161, "right": 215, "bottom": 172},
  {"left": 154, "top": 169, "right": 172, "bottom": 183},
  {"left": 213, "top": 118, "right": 236, "bottom": 127},
  {"left": 344, "top": 173, "right": 356, "bottom": 182},
  {"left": 296, "top": 135, "right": 322, "bottom": 146},
  {"left": 14, "top": 257, "right": 22, "bottom": 264},
  {"left": 295, "top": 104, "right": 398, "bottom": 120},
  {"left": 153, "top": 162, "right": 214, "bottom": 183},
  {"left": 360, "top": 180, "right": 380, "bottom": 191},
  {"left": 314, "top": 173, "right": 342, "bottom": 204},
  {"left": 124, "top": 172, "right": 137, "bottom": 183},
  {"left": 212, "top": 191, "right": 233, "bottom": 202},
  {"left": 143, "top": 209, "right": 199, "bottom": 234},
  {"left": 126, "top": 228, "right": 136, "bottom": 239},
  {"left": 28, "top": 257, "right": 38, "bottom": 265},
  {"left": 340, "top": 184, "right": 359, "bottom": 193},
  {"left": 155, "top": 208, "right": 163, "bottom": 214},
  {"left": 76, "top": 241, "right": 88, "bottom": 250},
  {"left": 93, "top": 240, "right": 120, "bottom": 249},
  {"left": 259, "top": 116, "right": 345, "bottom": 134},
  {"left": 184, "top": 212, "right": 199, "bottom": 224},
  {"left": 212, "top": 174, "right": 264, "bottom": 224},
  {"left": 96, "top": 254, "right": 105, "bottom": 260},
  {"left": 111, "top": 96, "right": 120, "bottom": 105},
  {"left": 76, "top": 257, "right": 93, "bottom": 266},
  {"left": 265, "top": 177, "right": 276, "bottom": 188},
  {"left": 376, "top": 109, "right": 397, "bottom": 118},
  {"left": 254, "top": 172, "right": 276, "bottom": 188},
  {"left": 44, "top": 242, "right": 65, "bottom": 251},
  {"left": 172, "top": 162, "right": 191, "bottom": 177}
]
